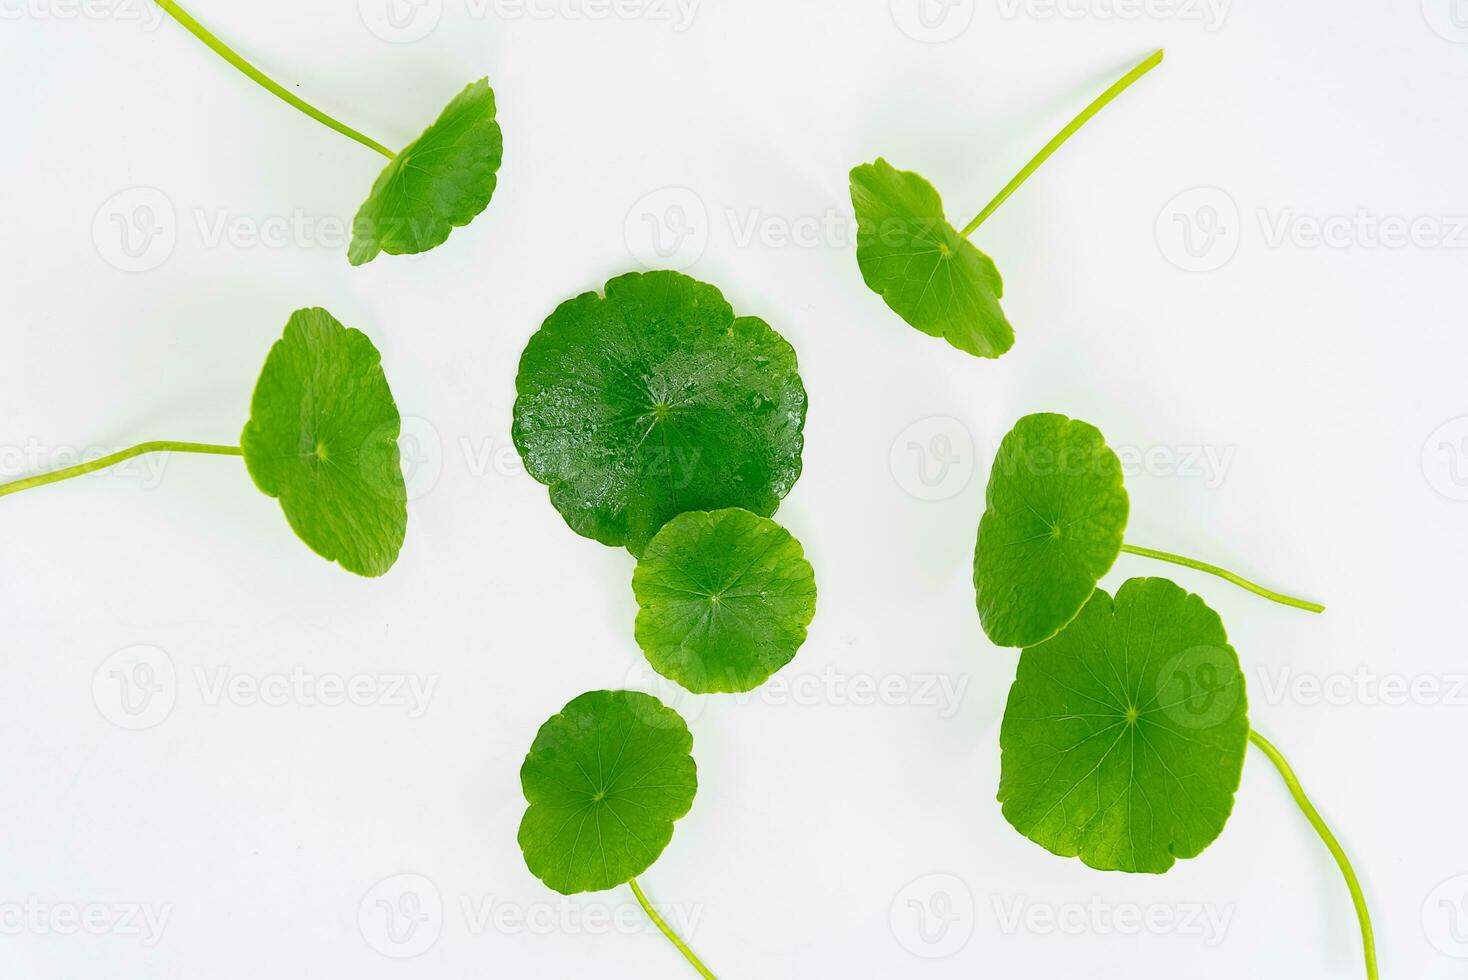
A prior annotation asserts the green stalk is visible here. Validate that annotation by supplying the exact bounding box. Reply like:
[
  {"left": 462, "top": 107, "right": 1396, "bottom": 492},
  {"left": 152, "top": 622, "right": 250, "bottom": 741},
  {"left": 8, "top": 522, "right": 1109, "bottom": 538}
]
[
  {"left": 151, "top": 0, "right": 395, "bottom": 159},
  {"left": 628, "top": 878, "right": 716, "bottom": 979},
  {"left": 1249, "top": 730, "right": 1378, "bottom": 980},
  {"left": 1119, "top": 543, "right": 1325, "bottom": 613},
  {"left": 961, "top": 48, "right": 1164, "bottom": 237},
  {"left": 0, "top": 441, "right": 242, "bottom": 498}
]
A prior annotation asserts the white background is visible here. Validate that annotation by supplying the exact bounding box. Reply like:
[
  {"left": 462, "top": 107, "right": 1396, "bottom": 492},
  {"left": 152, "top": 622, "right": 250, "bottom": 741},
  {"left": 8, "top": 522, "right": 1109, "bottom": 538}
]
[{"left": 1, "top": 0, "right": 1464, "bottom": 976}]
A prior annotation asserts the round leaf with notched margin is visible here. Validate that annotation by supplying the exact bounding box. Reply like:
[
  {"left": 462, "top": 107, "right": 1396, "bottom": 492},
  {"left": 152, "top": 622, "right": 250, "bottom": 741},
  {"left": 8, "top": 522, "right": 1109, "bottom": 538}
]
[
  {"left": 633, "top": 508, "right": 816, "bottom": 694},
  {"left": 850, "top": 158, "right": 1014, "bottom": 358},
  {"left": 974, "top": 412, "right": 1129, "bottom": 647},
  {"left": 513, "top": 270, "right": 807, "bottom": 556},
  {"left": 518, "top": 690, "right": 698, "bottom": 894},
  {"left": 241, "top": 307, "right": 405, "bottom": 577},
  {"left": 349, "top": 77, "right": 503, "bottom": 265},
  {"left": 998, "top": 578, "right": 1249, "bottom": 874}
]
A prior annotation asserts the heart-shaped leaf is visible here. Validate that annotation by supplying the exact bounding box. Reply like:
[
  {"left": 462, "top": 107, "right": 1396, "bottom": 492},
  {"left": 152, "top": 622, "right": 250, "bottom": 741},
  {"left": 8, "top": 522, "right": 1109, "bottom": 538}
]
[
  {"left": 513, "top": 270, "right": 808, "bottom": 556},
  {"left": 241, "top": 307, "right": 406, "bottom": 577},
  {"left": 998, "top": 578, "right": 1249, "bottom": 873},
  {"left": 974, "top": 412, "right": 1128, "bottom": 648},
  {"left": 349, "top": 77, "right": 503, "bottom": 266},
  {"left": 633, "top": 508, "right": 816, "bottom": 694},
  {"left": 518, "top": 690, "right": 698, "bottom": 895},
  {"left": 850, "top": 158, "right": 1014, "bottom": 358}
]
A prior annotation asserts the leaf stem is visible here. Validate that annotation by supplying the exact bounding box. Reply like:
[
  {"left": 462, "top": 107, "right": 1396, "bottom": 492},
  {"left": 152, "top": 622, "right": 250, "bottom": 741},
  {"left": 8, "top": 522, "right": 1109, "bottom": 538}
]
[
  {"left": 1119, "top": 543, "right": 1325, "bottom": 613},
  {"left": 0, "top": 441, "right": 242, "bottom": 498},
  {"left": 628, "top": 878, "right": 716, "bottom": 979},
  {"left": 1248, "top": 730, "right": 1378, "bottom": 980},
  {"left": 151, "top": 0, "right": 395, "bottom": 159},
  {"left": 960, "top": 48, "right": 1164, "bottom": 237}
]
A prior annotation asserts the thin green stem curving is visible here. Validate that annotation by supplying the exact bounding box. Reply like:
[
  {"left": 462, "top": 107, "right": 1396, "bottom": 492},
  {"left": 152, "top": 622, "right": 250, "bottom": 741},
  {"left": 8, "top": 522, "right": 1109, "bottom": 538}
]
[
  {"left": 628, "top": 878, "right": 716, "bottom": 979},
  {"left": 960, "top": 48, "right": 1164, "bottom": 237},
  {"left": 1249, "top": 730, "right": 1378, "bottom": 980},
  {"left": 1119, "top": 543, "right": 1325, "bottom": 613},
  {"left": 151, "top": 0, "right": 395, "bottom": 159},
  {"left": 0, "top": 441, "right": 242, "bottom": 498}
]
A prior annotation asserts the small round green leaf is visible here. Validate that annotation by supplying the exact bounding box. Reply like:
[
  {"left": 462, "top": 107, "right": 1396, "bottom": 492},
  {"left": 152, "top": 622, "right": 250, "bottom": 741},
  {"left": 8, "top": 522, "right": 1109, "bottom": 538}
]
[
  {"left": 999, "top": 578, "right": 1249, "bottom": 874},
  {"left": 518, "top": 690, "right": 698, "bottom": 895},
  {"left": 513, "top": 270, "right": 808, "bottom": 556},
  {"left": 633, "top": 508, "right": 816, "bottom": 694},
  {"left": 349, "top": 77, "right": 503, "bottom": 266},
  {"left": 974, "top": 412, "right": 1129, "bottom": 648},
  {"left": 850, "top": 158, "right": 1014, "bottom": 358},
  {"left": 241, "top": 307, "right": 406, "bottom": 577}
]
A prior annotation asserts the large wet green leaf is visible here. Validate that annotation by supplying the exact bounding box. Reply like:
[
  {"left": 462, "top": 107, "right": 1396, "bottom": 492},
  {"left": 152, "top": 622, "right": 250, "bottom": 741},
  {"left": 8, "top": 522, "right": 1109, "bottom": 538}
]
[
  {"left": 349, "top": 78, "right": 503, "bottom": 265},
  {"left": 974, "top": 412, "right": 1128, "bottom": 648},
  {"left": 998, "top": 578, "right": 1249, "bottom": 874},
  {"left": 518, "top": 690, "right": 698, "bottom": 895},
  {"left": 513, "top": 270, "right": 808, "bottom": 556},
  {"left": 241, "top": 307, "right": 406, "bottom": 577},
  {"left": 633, "top": 508, "right": 817, "bottom": 694},
  {"left": 850, "top": 158, "right": 1013, "bottom": 358}
]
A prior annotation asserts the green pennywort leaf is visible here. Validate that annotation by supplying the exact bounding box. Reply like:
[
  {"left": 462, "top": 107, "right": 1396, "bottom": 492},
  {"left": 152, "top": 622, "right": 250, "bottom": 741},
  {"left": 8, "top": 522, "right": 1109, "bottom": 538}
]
[
  {"left": 974, "top": 412, "right": 1128, "bottom": 648},
  {"left": 850, "top": 50, "right": 1164, "bottom": 358},
  {"left": 513, "top": 270, "right": 808, "bottom": 556},
  {"left": 0, "top": 307, "right": 404, "bottom": 579},
  {"left": 633, "top": 508, "right": 817, "bottom": 694},
  {"left": 850, "top": 158, "right": 1014, "bottom": 358},
  {"left": 151, "top": 1, "right": 499, "bottom": 266},
  {"left": 974, "top": 412, "right": 1324, "bottom": 649},
  {"left": 518, "top": 690, "right": 698, "bottom": 895},
  {"left": 998, "top": 578, "right": 1249, "bottom": 873},
  {"left": 349, "top": 78, "right": 503, "bottom": 266},
  {"left": 241, "top": 307, "right": 406, "bottom": 577}
]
